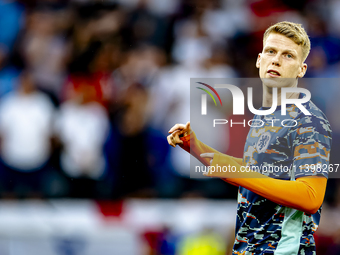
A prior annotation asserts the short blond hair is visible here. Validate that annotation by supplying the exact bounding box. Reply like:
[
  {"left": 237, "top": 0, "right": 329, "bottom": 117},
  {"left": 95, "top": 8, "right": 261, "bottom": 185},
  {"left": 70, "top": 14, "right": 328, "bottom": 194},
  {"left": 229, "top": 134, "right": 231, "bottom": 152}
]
[{"left": 263, "top": 21, "right": 311, "bottom": 61}]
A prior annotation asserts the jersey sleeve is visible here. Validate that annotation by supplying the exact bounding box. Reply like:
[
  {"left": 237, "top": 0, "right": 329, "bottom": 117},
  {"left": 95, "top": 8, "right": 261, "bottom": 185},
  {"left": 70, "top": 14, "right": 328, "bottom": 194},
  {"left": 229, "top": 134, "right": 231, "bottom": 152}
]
[{"left": 288, "top": 114, "right": 332, "bottom": 179}]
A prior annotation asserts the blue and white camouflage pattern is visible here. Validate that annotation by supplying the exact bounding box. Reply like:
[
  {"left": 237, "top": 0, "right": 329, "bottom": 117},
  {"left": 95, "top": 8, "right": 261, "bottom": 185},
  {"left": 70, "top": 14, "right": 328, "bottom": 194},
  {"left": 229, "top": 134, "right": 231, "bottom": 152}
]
[{"left": 233, "top": 95, "right": 332, "bottom": 255}]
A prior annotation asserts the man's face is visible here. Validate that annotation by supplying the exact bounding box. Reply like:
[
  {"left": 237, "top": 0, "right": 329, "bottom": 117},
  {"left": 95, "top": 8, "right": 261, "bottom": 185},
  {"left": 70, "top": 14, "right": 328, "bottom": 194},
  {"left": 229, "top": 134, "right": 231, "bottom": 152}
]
[{"left": 256, "top": 33, "right": 307, "bottom": 86}]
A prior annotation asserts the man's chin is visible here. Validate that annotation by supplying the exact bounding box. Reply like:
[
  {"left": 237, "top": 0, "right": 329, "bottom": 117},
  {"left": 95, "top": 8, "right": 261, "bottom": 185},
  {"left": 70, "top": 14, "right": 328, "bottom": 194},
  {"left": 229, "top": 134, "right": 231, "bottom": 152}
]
[{"left": 261, "top": 77, "right": 297, "bottom": 88}]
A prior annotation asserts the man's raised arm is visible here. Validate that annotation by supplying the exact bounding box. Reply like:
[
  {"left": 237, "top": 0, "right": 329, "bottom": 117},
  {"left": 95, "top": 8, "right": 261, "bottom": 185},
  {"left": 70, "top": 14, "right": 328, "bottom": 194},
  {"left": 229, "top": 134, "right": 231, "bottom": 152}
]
[{"left": 167, "top": 121, "right": 243, "bottom": 167}]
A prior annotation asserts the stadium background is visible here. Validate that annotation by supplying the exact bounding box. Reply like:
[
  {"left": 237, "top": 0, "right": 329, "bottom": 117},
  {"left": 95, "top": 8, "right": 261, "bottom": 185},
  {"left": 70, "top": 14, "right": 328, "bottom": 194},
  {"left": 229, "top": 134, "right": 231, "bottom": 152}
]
[{"left": 0, "top": 0, "right": 340, "bottom": 254}]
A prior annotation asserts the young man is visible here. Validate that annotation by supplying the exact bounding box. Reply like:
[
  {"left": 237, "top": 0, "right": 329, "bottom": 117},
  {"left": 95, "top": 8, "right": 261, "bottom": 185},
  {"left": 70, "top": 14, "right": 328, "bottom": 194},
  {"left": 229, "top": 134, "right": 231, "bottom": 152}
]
[{"left": 167, "top": 21, "right": 332, "bottom": 254}]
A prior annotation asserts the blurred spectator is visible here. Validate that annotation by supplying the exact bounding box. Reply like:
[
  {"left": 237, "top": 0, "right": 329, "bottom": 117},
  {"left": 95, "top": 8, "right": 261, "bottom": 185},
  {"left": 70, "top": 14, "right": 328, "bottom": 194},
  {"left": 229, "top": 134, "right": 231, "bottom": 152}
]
[
  {"left": 143, "top": 227, "right": 176, "bottom": 255},
  {"left": 19, "top": 6, "right": 71, "bottom": 104},
  {"left": 64, "top": 40, "right": 121, "bottom": 108},
  {"left": 149, "top": 12, "right": 234, "bottom": 181},
  {"left": 63, "top": 73, "right": 108, "bottom": 106},
  {"left": 68, "top": 3, "right": 123, "bottom": 74},
  {"left": 109, "top": 84, "right": 155, "bottom": 198},
  {"left": 0, "top": 65, "right": 20, "bottom": 98},
  {"left": 177, "top": 228, "right": 227, "bottom": 255},
  {"left": 0, "top": 0, "right": 24, "bottom": 56},
  {"left": 123, "top": 0, "right": 169, "bottom": 49},
  {"left": 172, "top": 14, "right": 211, "bottom": 68},
  {"left": 112, "top": 45, "right": 166, "bottom": 96},
  {"left": 0, "top": 71, "right": 55, "bottom": 198},
  {"left": 55, "top": 82, "right": 110, "bottom": 198},
  {"left": 315, "top": 200, "right": 340, "bottom": 254},
  {"left": 0, "top": 0, "right": 24, "bottom": 97}
]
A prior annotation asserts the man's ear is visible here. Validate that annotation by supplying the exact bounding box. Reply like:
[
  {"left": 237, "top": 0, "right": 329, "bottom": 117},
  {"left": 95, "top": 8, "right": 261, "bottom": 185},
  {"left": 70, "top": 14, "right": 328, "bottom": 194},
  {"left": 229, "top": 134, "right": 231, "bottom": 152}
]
[
  {"left": 256, "top": 53, "right": 261, "bottom": 68},
  {"left": 297, "top": 63, "right": 307, "bottom": 78}
]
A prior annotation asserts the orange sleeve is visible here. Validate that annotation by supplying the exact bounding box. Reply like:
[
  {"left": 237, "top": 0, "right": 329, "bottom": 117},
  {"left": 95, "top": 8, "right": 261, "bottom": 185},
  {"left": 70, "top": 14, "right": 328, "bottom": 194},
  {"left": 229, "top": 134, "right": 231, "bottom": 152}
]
[{"left": 207, "top": 153, "right": 327, "bottom": 214}]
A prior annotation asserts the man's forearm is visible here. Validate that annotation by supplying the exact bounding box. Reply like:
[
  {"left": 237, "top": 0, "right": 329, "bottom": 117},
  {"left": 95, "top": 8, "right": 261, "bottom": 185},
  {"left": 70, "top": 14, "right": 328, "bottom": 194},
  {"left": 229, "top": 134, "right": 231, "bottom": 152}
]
[{"left": 208, "top": 153, "right": 327, "bottom": 214}]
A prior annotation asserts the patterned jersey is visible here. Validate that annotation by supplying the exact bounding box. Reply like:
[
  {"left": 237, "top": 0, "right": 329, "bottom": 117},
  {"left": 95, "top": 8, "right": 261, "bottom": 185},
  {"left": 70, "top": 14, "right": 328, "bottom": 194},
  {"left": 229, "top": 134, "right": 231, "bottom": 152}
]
[{"left": 233, "top": 95, "right": 332, "bottom": 255}]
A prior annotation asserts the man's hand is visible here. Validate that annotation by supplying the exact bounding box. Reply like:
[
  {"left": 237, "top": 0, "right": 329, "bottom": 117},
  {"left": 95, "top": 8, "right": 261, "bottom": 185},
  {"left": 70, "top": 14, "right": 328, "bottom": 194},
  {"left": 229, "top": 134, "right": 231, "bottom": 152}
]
[
  {"left": 200, "top": 153, "right": 214, "bottom": 165},
  {"left": 167, "top": 121, "right": 191, "bottom": 147}
]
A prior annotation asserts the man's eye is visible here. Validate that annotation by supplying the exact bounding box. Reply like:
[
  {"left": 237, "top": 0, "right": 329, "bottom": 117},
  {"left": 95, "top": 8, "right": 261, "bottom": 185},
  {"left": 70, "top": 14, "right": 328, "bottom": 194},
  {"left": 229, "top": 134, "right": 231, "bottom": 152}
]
[
  {"left": 287, "top": 54, "right": 292, "bottom": 58},
  {"left": 268, "top": 50, "right": 274, "bottom": 54}
]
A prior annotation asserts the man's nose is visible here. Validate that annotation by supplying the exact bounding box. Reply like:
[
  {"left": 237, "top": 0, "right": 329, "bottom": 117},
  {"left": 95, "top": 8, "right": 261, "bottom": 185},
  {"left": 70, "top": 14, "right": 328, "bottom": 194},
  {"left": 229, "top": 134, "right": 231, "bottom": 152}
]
[{"left": 272, "top": 55, "right": 281, "bottom": 66}]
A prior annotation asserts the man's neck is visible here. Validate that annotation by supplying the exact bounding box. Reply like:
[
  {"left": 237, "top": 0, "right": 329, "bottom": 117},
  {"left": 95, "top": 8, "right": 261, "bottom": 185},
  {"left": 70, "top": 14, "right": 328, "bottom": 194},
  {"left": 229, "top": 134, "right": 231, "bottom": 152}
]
[{"left": 262, "top": 81, "right": 300, "bottom": 107}]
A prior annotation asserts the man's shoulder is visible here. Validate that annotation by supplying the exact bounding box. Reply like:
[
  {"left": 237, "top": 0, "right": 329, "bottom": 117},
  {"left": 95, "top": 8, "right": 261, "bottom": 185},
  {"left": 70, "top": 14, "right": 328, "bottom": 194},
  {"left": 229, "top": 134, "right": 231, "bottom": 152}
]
[
  {"left": 290, "top": 101, "right": 331, "bottom": 130},
  {"left": 286, "top": 101, "right": 332, "bottom": 142}
]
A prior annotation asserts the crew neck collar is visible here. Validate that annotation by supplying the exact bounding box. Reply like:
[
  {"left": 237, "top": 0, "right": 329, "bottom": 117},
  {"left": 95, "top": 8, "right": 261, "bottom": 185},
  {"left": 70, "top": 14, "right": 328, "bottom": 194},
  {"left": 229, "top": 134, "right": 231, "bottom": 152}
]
[{"left": 260, "top": 92, "right": 305, "bottom": 110}]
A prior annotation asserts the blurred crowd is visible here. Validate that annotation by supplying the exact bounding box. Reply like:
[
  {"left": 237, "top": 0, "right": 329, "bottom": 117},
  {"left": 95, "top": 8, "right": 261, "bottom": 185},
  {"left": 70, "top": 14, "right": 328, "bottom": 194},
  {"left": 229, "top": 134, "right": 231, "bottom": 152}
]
[
  {"left": 0, "top": 0, "right": 340, "bottom": 203},
  {"left": 0, "top": 0, "right": 247, "bottom": 200},
  {"left": 2, "top": 0, "right": 340, "bottom": 253}
]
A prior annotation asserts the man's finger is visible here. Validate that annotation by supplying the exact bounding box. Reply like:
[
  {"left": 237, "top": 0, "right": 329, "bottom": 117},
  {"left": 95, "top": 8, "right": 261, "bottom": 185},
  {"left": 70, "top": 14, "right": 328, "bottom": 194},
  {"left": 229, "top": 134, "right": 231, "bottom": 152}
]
[
  {"left": 167, "top": 131, "right": 184, "bottom": 147},
  {"left": 200, "top": 153, "right": 215, "bottom": 159},
  {"left": 185, "top": 121, "right": 190, "bottom": 130},
  {"left": 168, "top": 123, "right": 186, "bottom": 133},
  {"left": 167, "top": 135, "right": 176, "bottom": 147},
  {"left": 172, "top": 131, "right": 184, "bottom": 145},
  {"left": 182, "top": 121, "right": 191, "bottom": 136}
]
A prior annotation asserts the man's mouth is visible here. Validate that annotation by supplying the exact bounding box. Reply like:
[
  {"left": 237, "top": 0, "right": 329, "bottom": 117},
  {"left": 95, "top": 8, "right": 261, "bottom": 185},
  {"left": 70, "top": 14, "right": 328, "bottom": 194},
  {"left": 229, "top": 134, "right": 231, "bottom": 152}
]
[{"left": 267, "top": 70, "right": 281, "bottom": 77}]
